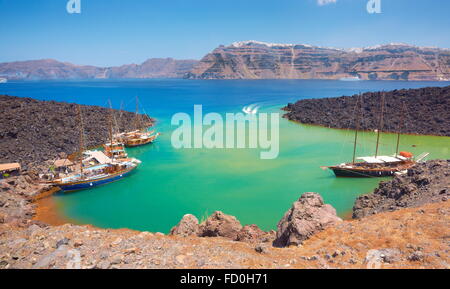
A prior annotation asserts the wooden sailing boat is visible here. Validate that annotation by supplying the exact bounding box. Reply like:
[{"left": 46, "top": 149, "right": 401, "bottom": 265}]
[
  {"left": 103, "top": 101, "right": 128, "bottom": 160},
  {"left": 115, "top": 96, "right": 160, "bottom": 148},
  {"left": 48, "top": 105, "right": 140, "bottom": 192},
  {"left": 325, "top": 93, "right": 428, "bottom": 178}
]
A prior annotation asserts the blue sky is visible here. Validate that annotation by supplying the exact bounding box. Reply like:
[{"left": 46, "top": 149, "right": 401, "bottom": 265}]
[{"left": 0, "top": 0, "right": 449, "bottom": 66}]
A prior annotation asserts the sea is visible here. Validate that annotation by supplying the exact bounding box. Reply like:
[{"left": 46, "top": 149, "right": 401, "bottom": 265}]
[{"left": 1, "top": 79, "right": 449, "bottom": 232}]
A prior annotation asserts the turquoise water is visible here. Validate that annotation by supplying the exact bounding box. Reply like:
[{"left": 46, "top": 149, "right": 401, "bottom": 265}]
[{"left": 2, "top": 79, "right": 449, "bottom": 232}]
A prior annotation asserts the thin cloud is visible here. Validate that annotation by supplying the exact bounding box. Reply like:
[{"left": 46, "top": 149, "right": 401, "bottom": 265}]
[{"left": 317, "top": 0, "right": 337, "bottom": 6}]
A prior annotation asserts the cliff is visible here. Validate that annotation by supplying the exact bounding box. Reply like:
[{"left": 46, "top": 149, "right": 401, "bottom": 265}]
[
  {"left": 186, "top": 41, "right": 450, "bottom": 81},
  {"left": 0, "top": 58, "right": 198, "bottom": 80},
  {"left": 3, "top": 41, "right": 450, "bottom": 81}
]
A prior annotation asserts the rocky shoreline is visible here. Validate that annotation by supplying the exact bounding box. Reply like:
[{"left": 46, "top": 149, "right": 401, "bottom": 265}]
[
  {"left": 1, "top": 160, "right": 449, "bottom": 268},
  {"left": 0, "top": 95, "right": 154, "bottom": 170},
  {"left": 353, "top": 160, "right": 449, "bottom": 218},
  {"left": 283, "top": 86, "right": 450, "bottom": 136},
  {"left": 0, "top": 95, "right": 449, "bottom": 269},
  {"left": 0, "top": 200, "right": 447, "bottom": 269}
]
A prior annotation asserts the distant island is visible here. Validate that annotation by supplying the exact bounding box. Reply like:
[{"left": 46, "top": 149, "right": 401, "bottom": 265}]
[
  {"left": 0, "top": 58, "right": 198, "bottom": 80},
  {"left": 1, "top": 41, "right": 450, "bottom": 81},
  {"left": 187, "top": 41, "right": 450, "bottom": 81}
]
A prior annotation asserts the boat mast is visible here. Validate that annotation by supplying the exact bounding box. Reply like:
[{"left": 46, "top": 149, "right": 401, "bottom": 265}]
[
  {"left": 395, "top": 102, "right": 407, "bottom": 156},
  {"left": 134, "top": 96, "right": 141, "bottom": 132},
  {"left": 108, "top": 100, "right": 114, "bottom": 147},
  {"left": 375, "top": 92, "right": 385, "bottom": 158},
  {"left": 352, "top": 94, "right": 362, "bottom": 164},
  {"left": 77, "top": 105, "right": 85, "bottom": 176}
]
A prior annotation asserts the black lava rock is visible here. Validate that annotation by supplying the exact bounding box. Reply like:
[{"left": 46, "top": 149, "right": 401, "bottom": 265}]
[
  {"left": 283, "top": 86, "right": 450, "bottom": 136},
  {"left": 0, "top": 95, "right": 154, "bottom": 168}
]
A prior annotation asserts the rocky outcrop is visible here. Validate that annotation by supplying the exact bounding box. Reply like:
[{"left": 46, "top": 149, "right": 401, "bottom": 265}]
[
  {"left": 0, "top": 58, "right": 198, "bottom": 80},
  {"left": 2, "top": 177, "right": 449, "bottom": 269},
  {"left": 353, "top": 160, "right": 450, "bottom": 218},
  {"left": 170, "top": 213, "right": 275, "bottom": 243},
  {"left": 169, "top": 214, "right": 199, "bottom": 237},
  {"left": 2, "top": 200, "right": 448, "bottom": 269},
  {"left": 186, "top": 41, "right": 450, "bottom": 81},
  {"left": 236, "top": 225, "right": 276, "bottom": 244},
  {"left": 198, "top": 211, "right": 243, "bottom": 240},
  {"left": 0, "top": 95, "right": 154, "bottom": 169},
  {"left": 273, "top": 193, "right": 342, "bottom": 247},
  {"left": 0, "top": 175, "right": 52, "bottom": 227},
  {"left": 283, "top": 86, "right": 450, "bottom": 136}
]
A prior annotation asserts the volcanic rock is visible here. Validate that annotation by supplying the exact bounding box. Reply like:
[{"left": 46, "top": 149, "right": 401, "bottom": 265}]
[
  {"left": 283, "top": 86, "right": 450, "bottom": 136},
  {"left": 169, "top": 214, "right": 200, "bottom": 237},
  {"left": 198, "top": 211, "right": 243, "bottom": 240},
  {"left": 273, "top": 192, "right": 342, "bottom": 247},
  {"left": 236, "top": 224, "right": 275, "bottom": 243},
  {"left": 0, "top": 95, "right": 154, "bottom": 168},
  {"left": 353, "top": 160, "right": 449, "bottom": 218}
]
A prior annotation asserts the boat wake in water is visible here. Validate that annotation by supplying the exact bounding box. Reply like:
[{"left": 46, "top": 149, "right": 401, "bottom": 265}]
[{"left": 242, "top": 103, "right": 260, "bottom": 115}]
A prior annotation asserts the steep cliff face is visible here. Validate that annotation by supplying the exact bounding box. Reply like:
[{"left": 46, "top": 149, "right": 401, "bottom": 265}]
[
  {"left": 0, "top": 58, "right": 198, "bottom": 80},
  {"left": 186, "top": 41, "right": 450, "bottom": 81}
]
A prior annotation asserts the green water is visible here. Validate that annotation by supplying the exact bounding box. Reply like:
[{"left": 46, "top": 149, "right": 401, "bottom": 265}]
[
  {"left": 6, "top": 79, "right": 446, "bottom": 232},
  {"left": 53, "top": 106, "right": 450, "bottom": 232}
]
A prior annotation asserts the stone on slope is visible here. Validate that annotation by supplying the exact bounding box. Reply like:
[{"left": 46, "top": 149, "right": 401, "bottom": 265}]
[
  {"left": 236, "top": 224, "right": 275, "bottom": 243},
  {"left": 169, "top": 214, "right": 200, "bottom": 237},
  {"left": 273, "top": 192, "right": 342, "bottom": 247},
  {"left": 353, "top": 160, "right": 449, "bottom": 218},
  {"left": 198, "top": 211, "right": 243, "bottom": 240}
]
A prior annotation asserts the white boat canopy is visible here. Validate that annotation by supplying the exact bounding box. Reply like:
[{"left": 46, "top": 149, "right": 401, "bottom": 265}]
[
  {"left": 357, "top": 156, "right": 403, "bottom": 164},
  {"left": 84, "top": 151, "right": 112, "bottom": 165}
]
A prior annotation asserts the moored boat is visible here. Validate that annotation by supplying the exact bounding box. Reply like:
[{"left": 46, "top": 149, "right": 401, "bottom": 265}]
[
  {"left": 53, "top": 156, "right": 140, "bottom": 192},
  {"left": 114, "top": 96, "right": 160, "bottom": 147},
  {"left": 45, "top": 104, "right": 141, "bottom": 192},
  {"left": 103, "top": 142, "right": 128, "bottom": 159},
  {"left": 116, "top": 130, "right": 160, "bottom": 147},
  {"left": 324, "top": 93, "right": 428, "bottom": 178},
  {"left": 328, "top": 153, "right": 421, "bottom": 178}
]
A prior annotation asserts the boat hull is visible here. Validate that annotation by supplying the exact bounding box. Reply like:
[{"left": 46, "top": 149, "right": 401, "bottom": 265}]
[
  {"left": 124, "top": 138, "right": 154, "bottom": 148},
  {"left": 330, "top": 167, "right": 397, "bottom": 177},
  {"left": 57, "top": 166, "right": 136, "bottom": 192},
  {"left": 124, "top": 134, "right": 159, "bottom": 148}
]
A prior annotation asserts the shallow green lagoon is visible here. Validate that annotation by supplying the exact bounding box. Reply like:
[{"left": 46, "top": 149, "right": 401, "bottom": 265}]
[
  {"left": 3, "top": 79, "right": 448, "bottom": 232},
  {"left": 53, "top": 106, "right": 449, "bottom": 232}
]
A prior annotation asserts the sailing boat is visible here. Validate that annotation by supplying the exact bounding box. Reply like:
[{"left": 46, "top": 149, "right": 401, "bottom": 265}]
[
  {"left": 325, "top": 93, "right": 428, "bottom": 178},
  {"left": 49, "top": 105, "right": 140, "bottom": 192},
  {"left": 103, "top": 101, "right": 129, "bottom": 160},
  {"left": 115, "top": 96, "right": 160, "bottom": 148}
]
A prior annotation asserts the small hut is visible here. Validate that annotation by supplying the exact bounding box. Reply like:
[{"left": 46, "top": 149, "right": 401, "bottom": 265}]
[
  {"left": 0, "top": 163, "right": 21, "bottom": 179},
  {"left": 52, "top": 159, "right": 75, "bottom": 174}
]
